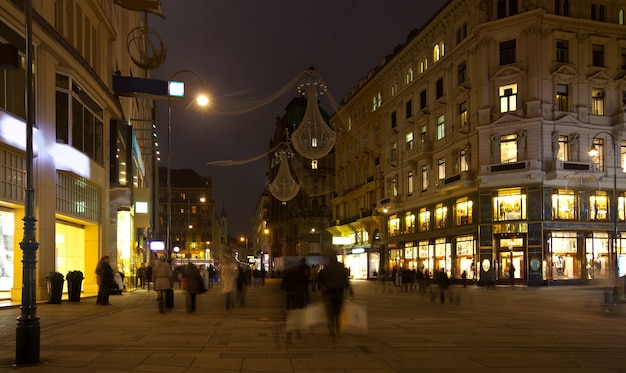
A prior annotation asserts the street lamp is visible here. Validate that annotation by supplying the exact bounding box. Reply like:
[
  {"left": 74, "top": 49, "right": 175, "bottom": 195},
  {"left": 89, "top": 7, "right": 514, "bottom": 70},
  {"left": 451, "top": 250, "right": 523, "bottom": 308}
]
[
  {"left": 166, "top": 70, "right": 209, "bottom": 263},
  {"left": 16, "top": 0, "right": 40, "bottom": 364},
  {"left": 240, "top": 236, "right": 249, "bottom": 259},
  {"left": 588, "top": 131, "right": 620, "bottom": 281}
]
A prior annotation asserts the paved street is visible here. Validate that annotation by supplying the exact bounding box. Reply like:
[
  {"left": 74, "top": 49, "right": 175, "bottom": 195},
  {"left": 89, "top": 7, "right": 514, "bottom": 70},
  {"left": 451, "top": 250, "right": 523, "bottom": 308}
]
[{"left": 0, "top": 279, "right": 625, "bottom": 372}]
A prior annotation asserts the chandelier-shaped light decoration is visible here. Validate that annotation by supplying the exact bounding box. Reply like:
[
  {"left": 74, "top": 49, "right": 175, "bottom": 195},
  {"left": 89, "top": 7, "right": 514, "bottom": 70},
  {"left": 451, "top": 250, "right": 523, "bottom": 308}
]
[
  {"left": 268, "top": 151, "right": 300, "bottom": 202},
  {"left": 290, "top": 74, "right": 336, "bottom": 160}
]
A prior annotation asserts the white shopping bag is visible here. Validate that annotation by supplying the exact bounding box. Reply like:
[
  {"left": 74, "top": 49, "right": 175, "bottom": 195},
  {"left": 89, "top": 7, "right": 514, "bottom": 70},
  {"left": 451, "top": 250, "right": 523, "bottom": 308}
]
[
  {"left": 286, "top": 308, "right": 307, "bottom": 331},
  {"left": 339, "top": 300, "right": 368, "bottom": 335},
  {"left": 305, "top": 302, "right": 326, "bottom": 326}
]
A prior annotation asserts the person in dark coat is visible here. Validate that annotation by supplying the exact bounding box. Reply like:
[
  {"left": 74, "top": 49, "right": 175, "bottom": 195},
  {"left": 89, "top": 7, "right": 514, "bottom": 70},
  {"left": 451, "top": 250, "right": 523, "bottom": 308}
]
[
  {"left": 96, "top": 255, "right": 114, "bottom": 306},
  {"left": 183, "top": 262, "right": 204, "bottom": 313},
  {"left": 236, "top": 264, "right": 248, "bottom": 306},
  {"left": 318, "top": 256, "right": 353, "bottom": 338}
]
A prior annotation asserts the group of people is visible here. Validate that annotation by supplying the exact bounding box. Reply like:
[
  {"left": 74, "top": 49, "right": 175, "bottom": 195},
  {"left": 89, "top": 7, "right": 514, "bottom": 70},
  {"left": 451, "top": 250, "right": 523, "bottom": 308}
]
[{"left": 281, "top": 256, "right": 353, "bottom": 340}]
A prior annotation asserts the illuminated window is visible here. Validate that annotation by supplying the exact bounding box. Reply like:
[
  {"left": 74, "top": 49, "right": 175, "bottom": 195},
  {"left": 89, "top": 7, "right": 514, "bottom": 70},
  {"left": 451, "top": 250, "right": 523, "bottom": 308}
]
[
  {"left": 420, "top": 58, "right": 428, "bottom": 73},
  {"left": 621, "top": 141, "right": 626, "bottom": 172},
  {"left": 421, "top": 165, "right": 428, "bottom": 191},
  {"left": 392, "top": 176, "right": 398, "bottom": 197},
  {"left": 434, "top": 41, "right": 445, "bottom": 62},
  {"left": 591, "top": 88, "right": 604, "bottom": 115},
  {"left": 419, "top": 207, "right": 431, "bottom": 231},
  {"left": 494, "top": 189, "right": 527, "bottom": 221},
  {"left": 437, "top": 115, "right": 445, "bottom": 140},
  {"left": 551, "top": 189, "right": 576, "bottom": 220},
  {"left": 438, "top": 158, "right": 446, "bottom": 180},
  {"left": 557, "top": 135, "right": 569, "bottom": 161},
  {"left": 391, "top": 142, "right": 397, "bottom": 163},
  {"left": 591, "top": 192, "right": 609, "bottom": 220},
  {"left": 406, "top": 132, "right": 414, "bottom": 150},
  {"left": 618, "top": 191, "right": 626, "bottom": 221},
  {"left": 499, "top": 83, "right": 517, "bottom": 113},
  {"left": 420, "top": 125, "right": 427, "bottom": 143},
  {"left": 460, "top": 148, "right": 469, "bottom": 172},
  {"left": 406, "top": 68, "right": 414, "bottom": 84},
  {"left": 408, "top": 171, "right": 414, "bottom": 195},
  {"left": 591, "top": 137, "right": 604, "bottom": 171},
  {"left": 372, "top": 92, "right": 382, "bottom": 112},
  {"left": 435, "top": 203, "right": 448, "bottom": 229},
  {"left": 500, "top": 133, "right": 518, "bottom": 163},
  {"left": 459, "top": 101, "right": 467, "bottom": 128},
  {"left": 406, "top": 211, "right": 416, "bottom": 233},
  {"left": 388, "top": 215, "right": 400, "bottom": 236},
  {"left": 455, "top": 197, "right": 473, "bottom": 225},
  {"left": 556, "top": 84, "right": 569, "bottom": 111}
]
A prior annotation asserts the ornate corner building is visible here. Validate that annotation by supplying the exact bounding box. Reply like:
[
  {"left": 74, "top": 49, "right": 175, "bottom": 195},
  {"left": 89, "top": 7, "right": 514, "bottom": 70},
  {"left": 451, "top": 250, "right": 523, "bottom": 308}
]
[{"left": 330, "top": 0, "right": 626, "bottom": 285}]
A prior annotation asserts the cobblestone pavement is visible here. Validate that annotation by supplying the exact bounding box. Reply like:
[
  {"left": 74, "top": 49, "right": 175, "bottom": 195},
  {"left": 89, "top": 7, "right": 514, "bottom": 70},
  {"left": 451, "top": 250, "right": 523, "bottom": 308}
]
[{"left": 0, "top": 279, "right": 624, "bottom": 372}]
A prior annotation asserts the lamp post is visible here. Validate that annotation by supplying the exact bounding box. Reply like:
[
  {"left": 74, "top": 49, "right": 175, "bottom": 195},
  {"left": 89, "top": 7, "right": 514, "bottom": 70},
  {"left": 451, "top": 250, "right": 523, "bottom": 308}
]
[
  {"left": 16, "top": 0, "right": 40, "bottom": 364},
  {"left": 166, "top": 70, "right": 208, "bottom": 263},
  {"left": 588, "top": 131, "right": 620, "bottom": 281}
]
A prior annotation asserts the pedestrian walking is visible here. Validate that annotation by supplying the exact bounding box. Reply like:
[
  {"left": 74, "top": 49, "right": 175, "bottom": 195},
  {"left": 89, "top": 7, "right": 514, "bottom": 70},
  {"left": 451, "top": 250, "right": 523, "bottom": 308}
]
[
  {"left": 509, "top": 265, "right": 515, "bottom": 288},
  {"left": 318, "top": 256, "right": 353, "bottom": 339},
  {"left": 152, "top": 258, "right": 173, "bottom": 308},
  {"left": 236, "top": 264, "right": 248, "bottom": 306},
  {"left": 461, "top": 270, "right": 468, "bottom": 288},
  {"left": 183, "top": 262, "right": 204, "bottom": 313},
  {"left": 435, "top": 268, "right": 449, "bottom": 304},
  {"left": 220, "top": 258, "right": 238, "bottom": 311},
  {"left": 137, "top": 263, "right": 147, "bottom": 289},
  {"left": 208, "top": 264, "right": 217, "bottom": 288}
]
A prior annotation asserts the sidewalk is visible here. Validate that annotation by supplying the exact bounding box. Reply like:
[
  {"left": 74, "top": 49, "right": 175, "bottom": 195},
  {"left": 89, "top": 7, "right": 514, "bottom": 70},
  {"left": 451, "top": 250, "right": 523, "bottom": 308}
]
[{"left": 1, "top": 280, "right": 625, "bottom": 372}]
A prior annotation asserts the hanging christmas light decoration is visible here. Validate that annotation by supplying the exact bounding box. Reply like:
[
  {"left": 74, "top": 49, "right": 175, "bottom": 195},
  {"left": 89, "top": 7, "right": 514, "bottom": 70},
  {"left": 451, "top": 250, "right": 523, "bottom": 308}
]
[
  {"left": 290, "top": 70, "right": 336, "bottom": 160},
  {"left": 268, "top": 150, "right": 300, "bottom": 202}
]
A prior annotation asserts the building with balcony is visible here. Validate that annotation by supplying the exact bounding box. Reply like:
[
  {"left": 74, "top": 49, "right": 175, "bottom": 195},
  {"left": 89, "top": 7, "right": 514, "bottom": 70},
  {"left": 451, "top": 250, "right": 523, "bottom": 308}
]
[{"left": 330, "top": 0, "right": 626, "bottom": 285}]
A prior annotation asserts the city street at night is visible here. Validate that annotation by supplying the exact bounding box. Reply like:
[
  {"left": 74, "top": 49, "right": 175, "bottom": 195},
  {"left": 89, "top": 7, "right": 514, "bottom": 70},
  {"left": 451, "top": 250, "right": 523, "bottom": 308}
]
[{"left": 0, "top": 279, "right": 624, "bottom": 372}]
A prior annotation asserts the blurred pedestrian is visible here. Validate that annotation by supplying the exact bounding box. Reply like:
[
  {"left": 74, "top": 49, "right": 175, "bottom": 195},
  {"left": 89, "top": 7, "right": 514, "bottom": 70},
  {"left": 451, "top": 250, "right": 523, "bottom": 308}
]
[
  {"left": 145, "top": 263, "right": 153, "bottom": 290},
  {"left": 208, "top": 264, "right": 217, "bottom": 288},
  {"left": 435, "top": 268, "right": 449, "bottom": 304},
  {"left": 137, "top": 263, "right": 147, "bottom": 289},
  {"left": 183, "top": 262, "right": 204, "bottom": 313},
  {"left": 199, "top": 264, "right": 209, "bottom": 291},
  {"left": 318, "top": 256, "right": 353, "bottom": 339},
  {"left": 220, "top": 258, "right": 238, "bottom": 310},
  {"left": 236, "top": 264, "right": 248, "bottom": 306},
  {"left": 96, "top": 255, "right": 114, "bottom": 306},
  {"left": 152, "top": 258, "right": 173, "bottom": 305},
  {"left": 509, "top": 265, "right": 515, "bottom": 288},
  {"left": 461, "top": 270, "right": 468, "bottom": 288}
]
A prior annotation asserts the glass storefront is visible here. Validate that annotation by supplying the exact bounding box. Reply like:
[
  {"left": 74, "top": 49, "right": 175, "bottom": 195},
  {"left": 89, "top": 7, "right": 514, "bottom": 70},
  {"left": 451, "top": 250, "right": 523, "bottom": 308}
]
[
  {"left": 55, "top": 222, "right": 86, "bottom": 280},
  {"left": 0, "top": 210, "right": 15, "bottom": 298},
  {"left": 550, "top": 232, "right": 579, "bottom": 280},
  {"left": 455, "top": 235, "right": 476, "bottom": 280},
  {"left": 585, "top": 232, "right": 610, "bottom": 279}
]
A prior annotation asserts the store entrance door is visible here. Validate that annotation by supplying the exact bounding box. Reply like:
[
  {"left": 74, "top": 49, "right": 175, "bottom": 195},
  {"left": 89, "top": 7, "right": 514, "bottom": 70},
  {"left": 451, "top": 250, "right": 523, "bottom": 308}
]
[{"left": 496, "top": 236, "right": 525, "bottom": 283}]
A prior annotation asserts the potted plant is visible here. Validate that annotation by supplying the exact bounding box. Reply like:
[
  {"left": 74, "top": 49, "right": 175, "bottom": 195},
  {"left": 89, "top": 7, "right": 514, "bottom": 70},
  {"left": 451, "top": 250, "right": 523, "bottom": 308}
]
[
  {"left": 66, "top": 270, "right": 84, "bottom": 302},
  {"left": 44, "top": 271, "right": 64, "bottom": 304}
]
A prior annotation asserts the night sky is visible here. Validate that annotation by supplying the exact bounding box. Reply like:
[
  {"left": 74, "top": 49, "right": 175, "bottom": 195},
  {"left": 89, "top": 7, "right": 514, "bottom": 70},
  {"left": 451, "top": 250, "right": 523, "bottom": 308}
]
[{"left": 149, "top": 0, "right": 449, "bottom": 238}]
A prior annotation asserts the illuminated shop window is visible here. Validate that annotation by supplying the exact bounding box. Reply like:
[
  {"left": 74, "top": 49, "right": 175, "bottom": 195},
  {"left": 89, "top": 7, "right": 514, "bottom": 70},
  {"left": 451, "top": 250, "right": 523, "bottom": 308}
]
[
  {"left": 455, "top": 197, "right": 473, "bottom": 225},
  {"left": 619, "top": 192, "right": 626, "bottom": 221},
  {"left": 552, "top": 189, "right": 576, "bottom": 220},
  {"left": 435, "top": 203, "right": 448, "bottom": 229},
  {"left": 419, "top": 207, "right": 431, "bottom": 231},
  {"left": 405, "top": 211, "right": 416, "bottom": 233},
  {"left": 388, "top": 215, "right": 400, "bottom": 236},
  {"left": 494, "top": 189, "right": 526, "bottom": 221},
  {"left": 590, "top": 192, "right": 609, "bottom": 221},
  {"left": 551, "top": 232, "right": 579, "bottom": 280}
]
